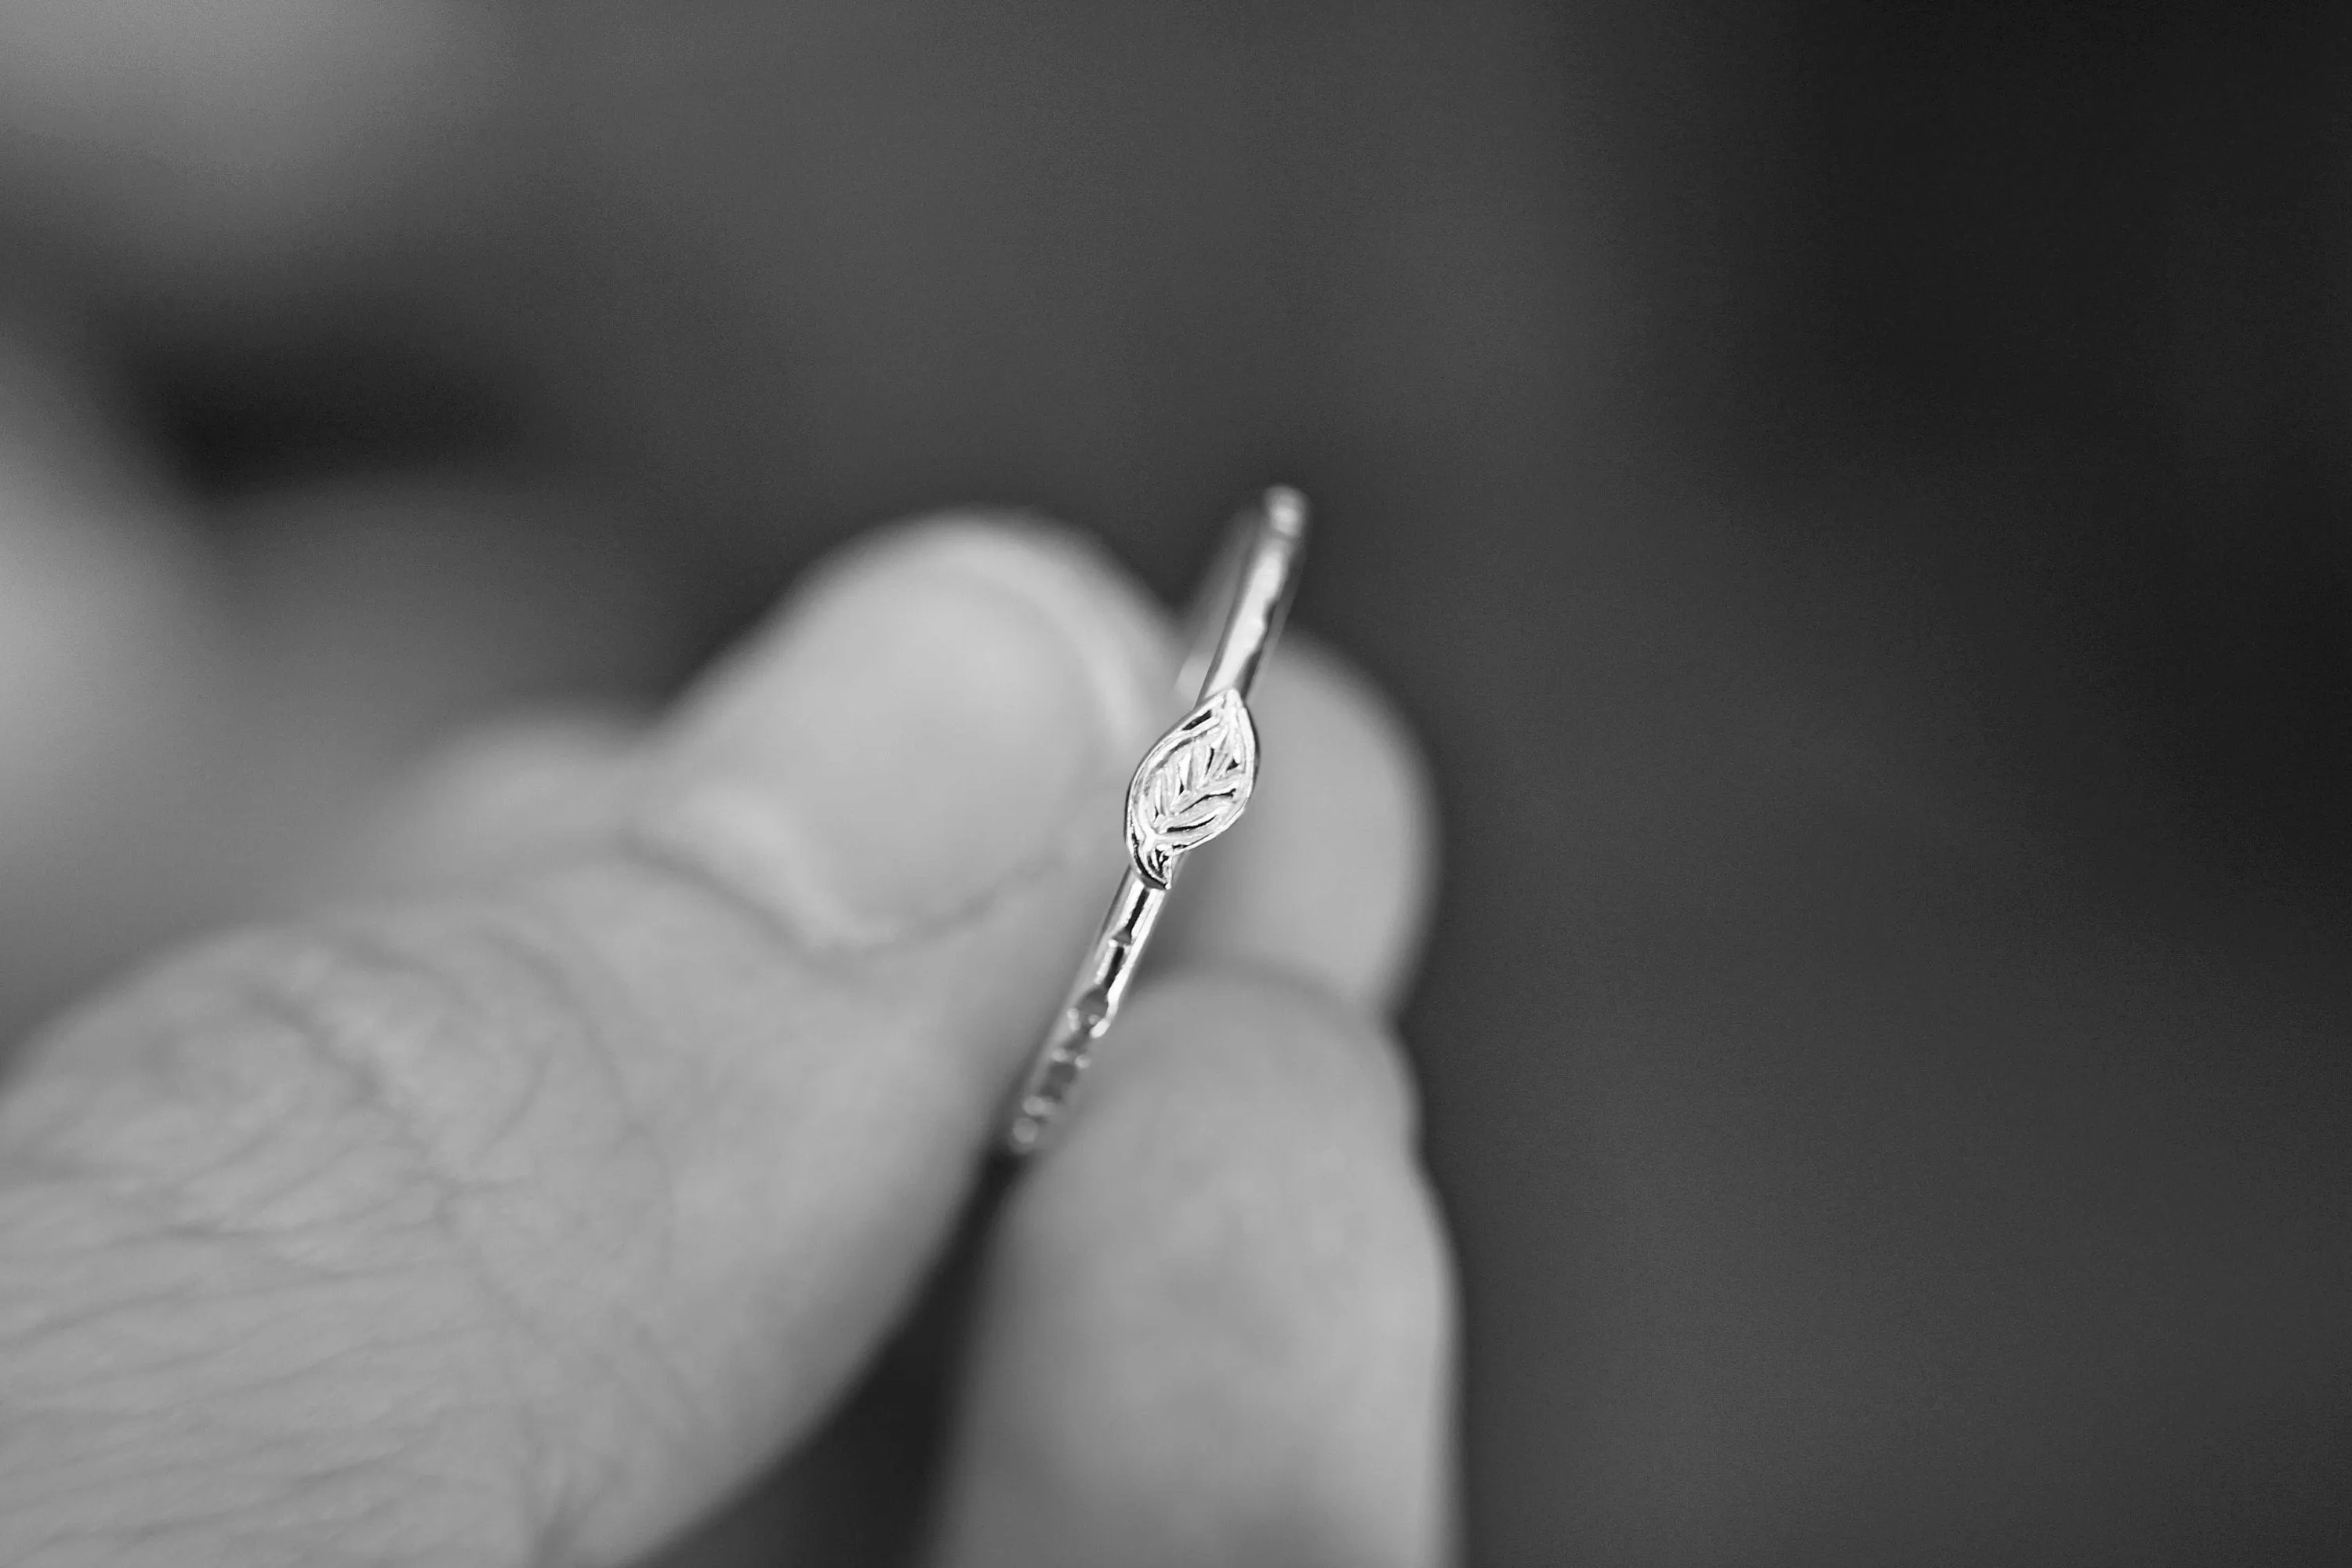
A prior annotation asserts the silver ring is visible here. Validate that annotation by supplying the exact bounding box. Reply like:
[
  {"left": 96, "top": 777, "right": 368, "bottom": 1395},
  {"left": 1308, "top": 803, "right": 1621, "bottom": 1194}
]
[{"left": 1000, "top": 486, "right": 1309, "bottom": 1156}]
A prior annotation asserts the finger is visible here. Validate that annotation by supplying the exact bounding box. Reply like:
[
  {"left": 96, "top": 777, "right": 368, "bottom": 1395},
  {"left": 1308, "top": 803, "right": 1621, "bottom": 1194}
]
[
  {"left": 930, "top": 971, "right": 1457, "bottom": 1568},
  {"left": 1152, "top": 635, "right": 1439, "bottom": 1014},
  {"left": 0, "top": 518, "right": 1170, "bottom": 1567}
]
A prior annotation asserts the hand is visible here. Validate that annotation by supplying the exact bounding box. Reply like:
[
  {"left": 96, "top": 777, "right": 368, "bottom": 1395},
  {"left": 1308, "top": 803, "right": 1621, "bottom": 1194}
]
[{"left": 0, "top": 514, "right": 1454, "bottom": 1566}]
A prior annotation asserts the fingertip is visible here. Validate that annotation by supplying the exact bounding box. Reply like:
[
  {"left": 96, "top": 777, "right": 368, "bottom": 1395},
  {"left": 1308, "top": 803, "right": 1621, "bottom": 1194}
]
[
  {"left": 646, "top": 512, "right": 1175, "bottom": 947},
  {"left": 1083, "top": 967, "right": 1425, "bottom": 1154},
  {"left": 1023, "top": 969, "right": 1442, "bottom": 1339},
  {"left": 935, "top": 970, "right": 1455, "bottom": 1568},
  {"left": 811, "top": 510, "right": 1178, "bottom": 746}
]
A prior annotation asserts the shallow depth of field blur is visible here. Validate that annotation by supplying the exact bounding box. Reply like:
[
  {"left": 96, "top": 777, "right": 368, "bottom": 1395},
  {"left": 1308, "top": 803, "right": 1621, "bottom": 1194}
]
[{"left": 0, "top": 3, "right": 2345, "bottom": 1563}]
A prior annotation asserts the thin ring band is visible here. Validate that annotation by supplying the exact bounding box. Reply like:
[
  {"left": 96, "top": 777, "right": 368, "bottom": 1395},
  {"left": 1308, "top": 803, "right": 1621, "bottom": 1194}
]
[{"left": 1000, "top": 486, "right": 1309, "bottom": 1156}]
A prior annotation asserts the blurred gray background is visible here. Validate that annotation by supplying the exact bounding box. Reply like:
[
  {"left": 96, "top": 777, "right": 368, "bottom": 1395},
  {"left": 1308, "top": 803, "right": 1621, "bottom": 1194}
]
[{"left": 1, "top": 2, "right": 2347, "bottom": 1562}]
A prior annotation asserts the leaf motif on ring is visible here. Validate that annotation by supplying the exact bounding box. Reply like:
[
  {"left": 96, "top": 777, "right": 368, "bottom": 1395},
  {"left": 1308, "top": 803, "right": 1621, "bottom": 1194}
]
[{"left": 1126, "top": 688, "right": 1258, "bottom": 886}]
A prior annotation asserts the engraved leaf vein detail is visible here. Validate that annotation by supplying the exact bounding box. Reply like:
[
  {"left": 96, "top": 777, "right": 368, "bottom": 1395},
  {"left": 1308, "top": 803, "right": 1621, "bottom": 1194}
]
[{"left": 1126, "top": 689, "right": 1258, "bottom": 885}]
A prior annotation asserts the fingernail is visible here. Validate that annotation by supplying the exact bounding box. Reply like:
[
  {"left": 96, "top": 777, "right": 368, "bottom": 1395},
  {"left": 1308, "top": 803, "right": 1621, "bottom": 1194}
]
[{"left": 644, "top": 521, "right": 1166, "bottom": 945}]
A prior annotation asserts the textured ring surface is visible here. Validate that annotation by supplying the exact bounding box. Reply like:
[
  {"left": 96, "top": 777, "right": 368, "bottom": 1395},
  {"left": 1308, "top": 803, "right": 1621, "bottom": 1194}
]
[{"left": 999, "top": 487, "right": 1308, "bottom": 1156}]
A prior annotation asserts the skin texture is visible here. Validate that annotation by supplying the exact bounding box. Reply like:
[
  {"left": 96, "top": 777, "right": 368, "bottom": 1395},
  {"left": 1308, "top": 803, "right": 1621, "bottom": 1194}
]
[{"left": 0, "top": 514, "right": 1453, "bottom": 1566}]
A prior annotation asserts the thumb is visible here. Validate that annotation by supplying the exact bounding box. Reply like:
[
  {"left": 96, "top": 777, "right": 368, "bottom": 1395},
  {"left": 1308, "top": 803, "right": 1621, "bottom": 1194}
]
[{"left": 0, "top": 519, "right": 1168, "bottom": 1567}]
